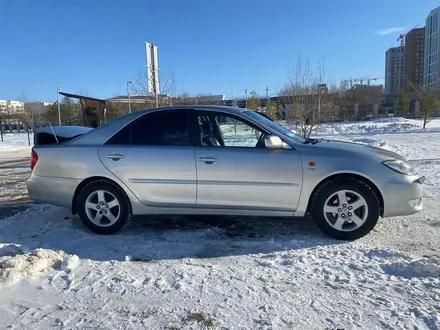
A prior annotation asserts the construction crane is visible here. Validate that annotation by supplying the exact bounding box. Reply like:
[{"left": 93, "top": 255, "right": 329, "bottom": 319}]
[
  {"left": 397, "top": 24, "right": 420, "bottom": 46},
  {"left": 342, "top": 76, "right": 372, "bottom": 89},
  {"left": 365, "top": 77, "right": 385, "bottom": 86}
]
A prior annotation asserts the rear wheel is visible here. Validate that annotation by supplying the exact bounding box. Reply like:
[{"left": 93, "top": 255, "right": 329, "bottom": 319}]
[
  {"left": 309, "top": 178, "right": 380, "bottom": 240},
  {"left": 76, "top": 180, "right": 132, "bottom": 235}
]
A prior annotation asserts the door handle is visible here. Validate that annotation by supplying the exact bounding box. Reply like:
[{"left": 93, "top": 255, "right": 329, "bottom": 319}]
[
  {"left": 198, "top": 156, "right": 218, "bottom": 164},
  {"left": 106, "top": 153, "right": 125, "bottom": 161}
]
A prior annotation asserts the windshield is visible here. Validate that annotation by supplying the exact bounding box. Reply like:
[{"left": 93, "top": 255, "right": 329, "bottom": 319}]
[{"left": 244, "top": 111, "right": 306, "bottom": 143}]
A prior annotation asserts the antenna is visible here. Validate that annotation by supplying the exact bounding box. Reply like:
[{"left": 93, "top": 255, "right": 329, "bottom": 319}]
[{"left": 48, "top": 122, "right": 59, "bottom": 144}]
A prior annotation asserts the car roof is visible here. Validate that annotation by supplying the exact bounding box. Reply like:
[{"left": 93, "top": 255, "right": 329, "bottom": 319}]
[
  {"left": 69, "top": 105, "right": 249, "bottom": 146},
  {"left": 136, "top": 105, "right": 248, "bottom": 115}
]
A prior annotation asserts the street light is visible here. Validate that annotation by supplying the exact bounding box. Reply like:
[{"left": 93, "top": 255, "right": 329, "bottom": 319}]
[
  {"left": 127, "top": 81, "right": 133, "bottom": 113},
  {"left": 57, "top": 87, "right": 61, "bottom": 126}
]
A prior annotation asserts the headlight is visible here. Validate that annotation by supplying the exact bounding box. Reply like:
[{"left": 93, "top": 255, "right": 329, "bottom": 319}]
[{"left": 382, "top": 159, "right": 417, "bottom": 176}]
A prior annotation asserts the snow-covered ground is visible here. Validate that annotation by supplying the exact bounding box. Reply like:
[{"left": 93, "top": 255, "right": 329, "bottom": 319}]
[
  {"left": 0, "top": 132, "right": 33, "bottom": 151},
  {"left": 1, "top": 118, "right": 440, "bottom": 329},
  {"left": 296, "top": 116, "right": 440, "bottom": 136},
  {"left": 0, "top": 133, "right": 33, "bottom": 162}
]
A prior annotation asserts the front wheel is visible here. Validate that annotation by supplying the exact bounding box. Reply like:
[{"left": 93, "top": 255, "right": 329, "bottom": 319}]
[
  {"left": 76, "top": 180, "right": 132, "bottom": 235},
  {"left": 309, "top": 178, "right": 380, "bottom": 240}
]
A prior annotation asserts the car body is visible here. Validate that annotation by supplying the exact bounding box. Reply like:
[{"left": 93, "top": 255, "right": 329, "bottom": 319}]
[{"left": 26, "top": 106, "right": 425, "bottom": 239}]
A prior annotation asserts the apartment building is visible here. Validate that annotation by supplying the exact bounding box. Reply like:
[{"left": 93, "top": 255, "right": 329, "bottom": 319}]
[
  {"left": 385, "top": 46, "right": 405, "bottom": 95},
  {"left": 424, "top": 6, "right": 440, "bottom": 88},
  {"left": 0, "top": 100, "right": 25, "bottom": 115},
  {"left": 404, "top": 27, "right": 425, "bottom": 92}
]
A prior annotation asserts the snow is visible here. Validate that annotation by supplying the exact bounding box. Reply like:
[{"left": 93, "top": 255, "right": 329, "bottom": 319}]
[
  {"left": 313, "top": 117, "right": 440, "bottom": 136},
  {"left": 0, "top": 133, "right": 33, "bottom": 152},
  {"left": 0, "top": 117, "right": 440, "bottom": 329}
]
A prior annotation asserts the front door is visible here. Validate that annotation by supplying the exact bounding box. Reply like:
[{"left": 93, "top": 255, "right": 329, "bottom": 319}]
[
  {"left": 98, "top": 109, "right": 197, "bottom": 207},
  {"left": 194, "top": 111, "right": 303, "bottom": 212}
]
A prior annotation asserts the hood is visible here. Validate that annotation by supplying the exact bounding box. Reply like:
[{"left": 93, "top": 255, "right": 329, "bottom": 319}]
[{"left": 309, "top": 138, "right": 407, "bottom": 161}]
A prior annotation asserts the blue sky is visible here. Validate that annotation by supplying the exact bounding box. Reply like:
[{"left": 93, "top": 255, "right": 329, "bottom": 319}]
[{"left": 1, "top": 0, "right": 439, "bottom": 102}]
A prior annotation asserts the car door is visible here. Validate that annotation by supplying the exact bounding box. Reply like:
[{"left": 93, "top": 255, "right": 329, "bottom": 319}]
[
  {"left": 98, "top": 109, "right": 197, "bottom": 208},
  {"left": 194, "top": 110, "right": 303, "bottom": 212}
]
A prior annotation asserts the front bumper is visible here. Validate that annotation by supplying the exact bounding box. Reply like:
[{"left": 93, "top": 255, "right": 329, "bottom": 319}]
[{"left": 382, "top": 175, "right": 425, "bottom": 217}]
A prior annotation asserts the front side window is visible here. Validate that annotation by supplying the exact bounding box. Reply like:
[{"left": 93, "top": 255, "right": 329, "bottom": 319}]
[
  {"left": 196, "top": 112, "right": 264, "bottom": 148},
  {"left": 107, "top": 110, "right": 189, "bottom": 146},
  {"left": 244, "top": 110, "right": 306, "bottom": 143}
]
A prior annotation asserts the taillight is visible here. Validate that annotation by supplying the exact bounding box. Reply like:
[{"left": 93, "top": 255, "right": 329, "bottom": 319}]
[{"left": 31, "top": 149, "right": 38, "bottom": 170}]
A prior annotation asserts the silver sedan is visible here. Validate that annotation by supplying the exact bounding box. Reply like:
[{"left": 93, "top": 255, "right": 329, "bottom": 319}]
[{"left": 26, "top": 106, "right": 425, "bottom": 240}]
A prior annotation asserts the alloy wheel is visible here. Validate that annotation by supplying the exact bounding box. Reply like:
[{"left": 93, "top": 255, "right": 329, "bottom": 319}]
[
  {"left": 85, "top": 190, "right": 121, "bottom": 227},
  {"left": 323, "top": 189, "right": 369, "bottom": 232}
]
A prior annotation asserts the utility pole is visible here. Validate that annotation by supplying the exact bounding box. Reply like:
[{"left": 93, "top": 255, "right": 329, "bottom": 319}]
[
  {"left": 57, "top": 87, "right": 61, "bottom": 126},
  {"left": 266, "top": 86, "right": 269, "bottom": 99},
  {"left": 317, "top": 84, "right": 327, "bottom": 123},
  {"left": 245, "top": 89, "right": 248, "bottom": 108},
  {"left": 154, "top": 82, "right": 159, "bottom": 108},
  {"left": 127, "top": 80, "right": 133, "bottom": 113}
]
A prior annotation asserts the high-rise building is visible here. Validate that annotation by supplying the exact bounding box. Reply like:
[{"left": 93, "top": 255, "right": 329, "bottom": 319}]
[
  {"left": 404, "top": 27, "right": 425, "bottom": 92},
  {"left": 424, "top": 6, "right": 440, "bottom": 88},
  {"left": 385, "top": 46, "right": 405, "bottom": 95}
]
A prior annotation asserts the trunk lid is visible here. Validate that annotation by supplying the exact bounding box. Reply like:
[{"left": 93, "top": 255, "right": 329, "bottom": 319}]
[{"left": 34, "top": 126, "right": 93, "bottom": 145}]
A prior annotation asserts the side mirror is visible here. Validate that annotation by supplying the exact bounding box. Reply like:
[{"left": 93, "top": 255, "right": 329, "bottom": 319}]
[{"left": 264, "top": 135, "right": 283, "bottom": 149}]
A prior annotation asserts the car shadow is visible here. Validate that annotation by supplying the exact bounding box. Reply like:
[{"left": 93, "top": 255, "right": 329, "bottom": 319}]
[{"left": 0, "top": 204, "right": 345, "bottom": 262}]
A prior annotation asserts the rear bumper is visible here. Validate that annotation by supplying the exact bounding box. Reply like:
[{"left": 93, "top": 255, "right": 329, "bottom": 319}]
[
  {"left": 382, "top": 175, "right": 424, "bottom": 217},
  {"left": 26, "top": 174, "right": 81, "bottom": 209}
]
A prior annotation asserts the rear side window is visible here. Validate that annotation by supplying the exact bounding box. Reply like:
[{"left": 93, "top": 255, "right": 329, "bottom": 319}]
[{"left": 106, "top": 110, "right": 190, "bottom": 146}]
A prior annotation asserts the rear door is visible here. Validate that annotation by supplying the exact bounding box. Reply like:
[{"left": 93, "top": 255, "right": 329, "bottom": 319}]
[
  {"left": 98, "top": 109, "right": 197, "bottom": 208},
  {"left": 194, "top": 110, "right": 303, "bottom": 212}
]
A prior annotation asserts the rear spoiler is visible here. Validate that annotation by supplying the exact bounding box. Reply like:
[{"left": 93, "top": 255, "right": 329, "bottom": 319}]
[{"left": 34, "top": 126, "right": 93, "bottom": 145}]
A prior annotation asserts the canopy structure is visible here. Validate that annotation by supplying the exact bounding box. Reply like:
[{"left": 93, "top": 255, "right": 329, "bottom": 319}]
[{"left": 58, "top": 92, "right": 106, "bottom": 128}]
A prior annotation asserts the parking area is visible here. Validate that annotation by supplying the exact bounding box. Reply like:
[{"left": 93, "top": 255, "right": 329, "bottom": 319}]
[{"left": 1, "top": 126, "right": 440, "bottom": 329}]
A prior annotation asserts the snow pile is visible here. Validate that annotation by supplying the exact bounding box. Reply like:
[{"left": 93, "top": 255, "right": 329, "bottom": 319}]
[
  {"left": 281, "top": 117, "right": 440, "bottom": 137},
  {"left": 315, "top": 119, "right": 418, "bottom": 136},
  {"left": 349, "top": 137, "right": 390, "bottom": 149},
  {"left": 0, "top": 243, "right": 80, "bottom": 285},
  {"left": 381, "top": 257, "right": 440, "bottom": 278},
  {"left": 61, "top": 255, "right": 81, "bottom": 272}
]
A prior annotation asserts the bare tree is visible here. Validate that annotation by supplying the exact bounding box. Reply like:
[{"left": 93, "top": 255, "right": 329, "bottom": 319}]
[
  {"left": 131, "top": 67, "right": 178, "bottom": 106},
  {"left": 23, "top": 103, "right": 38, "bottom": 127},
  {"left": 407, "top": 81, "right": 439, "bottom": 128},
  {"left": 279, "top": 57, "right": 329, "bottom": 138},
  {"left": 17, "top": 93, "right": 35, "bottom": 128}
]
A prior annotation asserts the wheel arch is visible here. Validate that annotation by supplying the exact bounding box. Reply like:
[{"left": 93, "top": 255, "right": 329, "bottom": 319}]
[
  {"left": 71, "top": 176, "right": 131, "bottom": 214},
  {"left": 307, "top": 172, "right": 385, "bottom": 217}
]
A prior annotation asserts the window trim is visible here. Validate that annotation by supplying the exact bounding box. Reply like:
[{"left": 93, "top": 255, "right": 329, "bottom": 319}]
[
  {"left": 105, "top": 108, "right": 196, "bottom": 147},
  {"left": 193, "top": 110, "right": 271, "bottom": 149}
]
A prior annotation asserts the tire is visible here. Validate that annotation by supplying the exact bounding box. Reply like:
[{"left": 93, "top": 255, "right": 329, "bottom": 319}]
[
  {"left": 76, "top": 180, "right": 132, "bottom": 235},
  {"left": 309, "top": 177, "right": 380, "bottom": 240}
]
